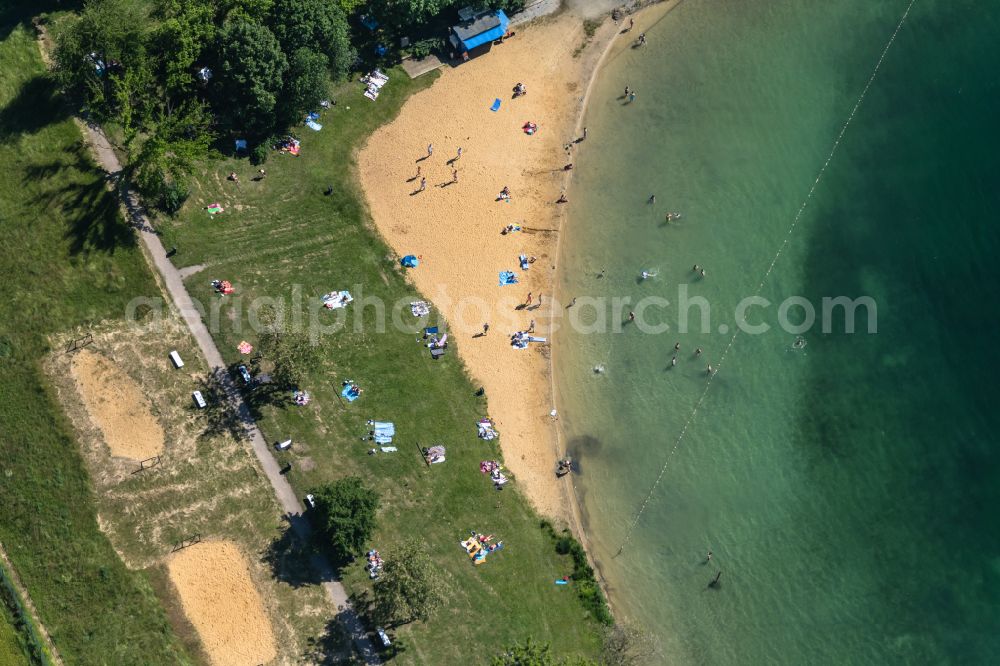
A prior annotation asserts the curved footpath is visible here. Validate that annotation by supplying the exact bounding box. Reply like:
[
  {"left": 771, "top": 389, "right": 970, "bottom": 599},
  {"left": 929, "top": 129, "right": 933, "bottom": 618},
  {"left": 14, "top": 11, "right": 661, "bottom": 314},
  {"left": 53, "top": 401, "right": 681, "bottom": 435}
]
[{"left": 79, "top": 124, "right": 380, "bottom": 665}]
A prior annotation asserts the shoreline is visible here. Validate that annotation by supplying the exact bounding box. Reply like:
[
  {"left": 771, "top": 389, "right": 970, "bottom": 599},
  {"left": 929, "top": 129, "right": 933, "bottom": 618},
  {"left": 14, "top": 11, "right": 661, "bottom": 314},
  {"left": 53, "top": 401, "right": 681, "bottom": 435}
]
[
  {"left": 549, "top": 0, "right": 683, "bottom": 617},
  {"left": 358, "top": 10, "right": 617, "bottom": 522},
  {"left": 357, "top": 0, "right": 677, "bottom": 616}
]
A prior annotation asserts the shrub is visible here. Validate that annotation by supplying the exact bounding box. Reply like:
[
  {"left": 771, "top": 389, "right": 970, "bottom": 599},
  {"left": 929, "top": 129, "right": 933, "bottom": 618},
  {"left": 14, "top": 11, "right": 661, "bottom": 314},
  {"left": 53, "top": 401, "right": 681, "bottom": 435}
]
[{"left": 250, "top": 140, "right": 269, "bottom": 165}]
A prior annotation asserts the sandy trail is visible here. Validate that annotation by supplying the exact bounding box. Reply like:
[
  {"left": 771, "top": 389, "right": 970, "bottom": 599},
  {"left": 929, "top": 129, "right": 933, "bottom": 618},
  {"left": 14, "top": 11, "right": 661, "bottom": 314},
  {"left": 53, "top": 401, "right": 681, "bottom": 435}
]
[
  {"left": 359, "top": 15, "right": 605, "bottom": 519},
  {"left": 167, "top": 541, "right": 277, "bottom": 666},
  {"left": 70, "top": 349, "right": 164, "bottom": 460}
]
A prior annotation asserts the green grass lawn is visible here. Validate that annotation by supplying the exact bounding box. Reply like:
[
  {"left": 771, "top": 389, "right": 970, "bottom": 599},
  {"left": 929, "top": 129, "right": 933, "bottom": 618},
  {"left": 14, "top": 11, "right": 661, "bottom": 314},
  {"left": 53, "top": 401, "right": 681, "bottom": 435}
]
[
  {"left": 158, "top": 71, "right": 605, "bottom": 662},
  {"left": 0, "top": 16, "right": 191, "bottom": 666}
]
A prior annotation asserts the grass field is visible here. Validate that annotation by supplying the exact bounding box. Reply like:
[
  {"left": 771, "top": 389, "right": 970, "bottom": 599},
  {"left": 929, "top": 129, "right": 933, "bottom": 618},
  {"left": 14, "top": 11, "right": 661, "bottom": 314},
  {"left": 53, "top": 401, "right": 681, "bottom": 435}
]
[
  {"left": 44, "top": 314, "right": 337, "bottom": 663},
  {"left": 158, "top": 68, "right": 606, "bottom": 662},
  {"left": 0, "top": 14, "right": 192, "bottom": 665}
]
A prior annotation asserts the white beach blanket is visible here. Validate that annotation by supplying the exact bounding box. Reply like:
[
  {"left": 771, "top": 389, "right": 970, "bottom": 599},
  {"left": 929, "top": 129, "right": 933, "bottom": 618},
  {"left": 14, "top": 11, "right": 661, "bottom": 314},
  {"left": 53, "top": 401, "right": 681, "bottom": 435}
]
[
  {"left": 322, "top": 290, "right": 353, "bottom": 309},
  {"left": 410, "top": 301, "right": 430, "bottom": 317}
]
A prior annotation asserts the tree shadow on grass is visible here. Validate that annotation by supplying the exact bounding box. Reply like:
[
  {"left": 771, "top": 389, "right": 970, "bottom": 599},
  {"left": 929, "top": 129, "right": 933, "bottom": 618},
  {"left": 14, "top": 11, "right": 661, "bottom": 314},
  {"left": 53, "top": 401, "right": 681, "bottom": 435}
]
[
  {"left": 0, "top": 74, "right": 69, "bottom": 143},
  {"left": 0, "top": 1, "right": 83, "bottom": 42},
  {"left": 22, "top": 139, "right": 138, "bottom": 255},
  {"left": 261, "top": 513, "right": 339, "bottom": 588}
]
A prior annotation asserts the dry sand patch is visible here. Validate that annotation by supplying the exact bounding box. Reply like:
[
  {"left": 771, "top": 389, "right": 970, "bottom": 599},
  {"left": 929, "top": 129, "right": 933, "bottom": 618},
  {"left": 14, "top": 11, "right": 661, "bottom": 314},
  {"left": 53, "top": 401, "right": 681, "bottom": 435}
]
[
  {"left": 70, "top": 349, "right": 165, "bottom": 460},
  {"left": 167, "top": 540, "right": 277, "bottom": 666}
]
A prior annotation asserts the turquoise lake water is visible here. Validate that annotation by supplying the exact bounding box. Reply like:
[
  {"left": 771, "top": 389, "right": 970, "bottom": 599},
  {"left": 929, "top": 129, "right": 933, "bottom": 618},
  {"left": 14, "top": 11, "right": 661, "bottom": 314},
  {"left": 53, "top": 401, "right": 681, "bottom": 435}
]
[{"left": 553, "top": 0, "right": 1000, "bottom": 662}]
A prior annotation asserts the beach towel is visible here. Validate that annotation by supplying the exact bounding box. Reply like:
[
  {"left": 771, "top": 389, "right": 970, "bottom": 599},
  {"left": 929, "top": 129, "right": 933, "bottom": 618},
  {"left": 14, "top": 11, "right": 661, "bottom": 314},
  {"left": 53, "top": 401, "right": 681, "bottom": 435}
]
[
  {"left": 410, "top": 301, "right": 430, "bottom": 317},
  {"left": 206, "top": 204, "right": 224, "bottom": 215},
  {"left": 306, "top": 120, "right": 322, "bottom": 131},
  {"left": 234, "top": 139, "right": 247, "bottom": 151},
  {"left": 237, "top": 341, "right": 253, "bottom": 354},
  {"left": 365, "top": 88, "right": 380, "bottom": 101},
  {"left": 379, "top": 446, "right": 398, "bottom": 453},
  {"left": 322, "top": 290, "right": 353, "bottom": 309},
  {"left": 478, "top": 419, "right": 498, "bottom": 440},
  {"left": 342, "top": 384, "right": 361, "bottom": 402},
  {"left": 371, "top": 421, "right": 395, "bottom": 436},
  {"left": 307, "top": 112, "right": 321, "bottom": 121},
  {"left": 401, "top": 255, "right": 419, "bottom": 268},
  {"left": 498, "top": 271, "right": 518, "bottom": 286},
  {"left": 490, "top": 98, "right": 501, "bottom": 112},
  {"left": 519, "top": 254, "right": 529, "bottom": 270}
]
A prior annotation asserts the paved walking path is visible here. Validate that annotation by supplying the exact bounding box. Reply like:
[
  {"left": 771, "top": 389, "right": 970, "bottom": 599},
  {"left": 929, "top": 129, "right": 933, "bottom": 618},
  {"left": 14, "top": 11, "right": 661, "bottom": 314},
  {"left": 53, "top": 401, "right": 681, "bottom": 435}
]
[{"left": 80, "top": 122, "right": 380, "bottom": 665}]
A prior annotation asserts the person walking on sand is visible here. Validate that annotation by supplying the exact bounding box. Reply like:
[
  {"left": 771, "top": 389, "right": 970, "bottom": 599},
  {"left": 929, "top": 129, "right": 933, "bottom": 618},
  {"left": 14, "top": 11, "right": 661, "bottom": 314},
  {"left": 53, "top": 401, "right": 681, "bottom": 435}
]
[
  {"left": 525, "top": 292, "right": 533, "bottom": 306},
  {"left": 419, "top": 176, "right": 426, "bottom": 192},
  {"left": 416, "top": 165, "right": 422, "bottom": 178},
  {"left": 556, "top": 192, "right": 568, "bottom": 203},
  {"left": 582, "top": 127, "right": 588, "bottom": 140},
  {"left": 570, "top": 297, "right": 577, "bottom": 307},
  {"left": 628, "top": 17, "right": 635, "bottom": 32},
  {"left": 456, "top": 146, "right": 463, "bottom": 160},
  {"left": 538, "top": 294, "right": 543, "bottom": 307},
  {"left": 638, "top": 32, "right": 647, "bottom": 46},
  {"left": 427, "top": 143, "right": 433, "bottom": 158},
  {"left": 483, "top": 323, "right": 490, "bottom": 336},
  {"left": 528, "top": 319, "right": 535, "bottom": 333},
  {"left": 452, "top": 168, "right": 459, "bottom": 183}
]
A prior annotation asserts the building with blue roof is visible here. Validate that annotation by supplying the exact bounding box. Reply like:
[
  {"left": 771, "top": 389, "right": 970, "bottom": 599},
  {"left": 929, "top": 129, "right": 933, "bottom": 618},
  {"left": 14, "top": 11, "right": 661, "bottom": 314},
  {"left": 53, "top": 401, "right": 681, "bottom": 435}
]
[{"left": 449, "top": 8, "right": 510, "bottom": 59}]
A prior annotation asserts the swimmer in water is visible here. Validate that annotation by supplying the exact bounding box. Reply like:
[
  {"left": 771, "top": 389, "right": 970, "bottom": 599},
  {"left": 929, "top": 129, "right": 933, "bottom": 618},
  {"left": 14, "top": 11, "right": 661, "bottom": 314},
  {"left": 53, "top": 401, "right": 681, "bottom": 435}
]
[
  {"left": 707, "top": 364, "right": 715, "bottom": 375},
  {"left": 641, "top": 270, "right": 651, "bottom": 280},
  {"left": 671, "top": 356, "right": 677, "bottom": 367},
  {"left": 695, "top": 348, "right": 703, "bottom": 356},
  {"left": 700, "top": 268, "right": 707, "bottom": 278},
  {"left": 793, "top": 336, "right": 807, "bottom": 349},
  {"left": 692, "top": 264, "right": 700, "bottom": 272},
  {"left": 647, "top": 194, "right": 656, "bottom": 205},
  {"left": 674, "top": 342, "right": 681, "bottom": 351}
]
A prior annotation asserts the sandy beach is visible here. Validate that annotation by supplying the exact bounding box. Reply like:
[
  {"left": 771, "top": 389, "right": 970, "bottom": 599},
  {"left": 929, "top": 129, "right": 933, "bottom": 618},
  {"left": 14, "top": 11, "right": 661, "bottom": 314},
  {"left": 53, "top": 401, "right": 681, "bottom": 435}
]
[{"left": 359, "top": 12, "right": 615, "bottom": 520}]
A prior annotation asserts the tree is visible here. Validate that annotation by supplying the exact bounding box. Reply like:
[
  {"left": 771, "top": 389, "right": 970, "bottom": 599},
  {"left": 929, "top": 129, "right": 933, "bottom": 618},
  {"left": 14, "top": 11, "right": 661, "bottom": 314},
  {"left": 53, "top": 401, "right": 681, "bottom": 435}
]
[
  {"left": 153, "top": 0, "right": 216, "bottom": 101},
  {"left": 372, "top": 539, "right": 446, "bottom": 627},
  {"left": 212, "top": 18, "right": 287, "bottom": 137},
  {"left": 490, "top": 638, "right": 596, "bottom": 666},
  {"left": 311, "top": 477, "right": 379, "bottom": 561},
  {"left": 254, "top": 305, "right": 319, "bottom": 389},
  {"left": 601, "top": 623, "right": 659, "bottom": 666},
  {"left": 54, "top": 0, "right": 154, "bottom": 124},
  {"left": 269, "top": 0, "right": 355, "bottom": 80},
  {"left": 377, "top": 0, "right": 455, "bottom": 32},
  {"left": 278, "top": 48, "right": 329, "bottom": 128}
]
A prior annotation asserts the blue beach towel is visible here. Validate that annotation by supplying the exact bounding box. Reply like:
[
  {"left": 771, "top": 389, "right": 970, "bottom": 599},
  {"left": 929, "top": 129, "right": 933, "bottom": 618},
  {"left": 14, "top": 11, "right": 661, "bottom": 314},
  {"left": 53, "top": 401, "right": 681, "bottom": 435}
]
[
  {"left": 498, "top": 271, "right": 518, "bottom": 286},
  {"left": 342, "top": 385, "right": 361, "bottom": 402},
  {"left": 306, "top": 120, "right": 322, "bottom": 131},
  {"left": 490, "top": 98, "right": 501, "bottom": 112},
  {"left": 401, "top": 255, "right": 419, "bottom": 268},
  {"left": 519, "top": 254, "right": 529, "bottom": 270}
]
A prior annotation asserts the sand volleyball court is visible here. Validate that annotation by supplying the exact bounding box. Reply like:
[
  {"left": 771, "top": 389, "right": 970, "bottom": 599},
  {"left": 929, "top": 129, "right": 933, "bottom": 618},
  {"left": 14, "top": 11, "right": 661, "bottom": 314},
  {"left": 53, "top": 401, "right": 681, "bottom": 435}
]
[
  {"left": 70, "top": 349, "right": 164, "bottom": 459},
  {"left": 167, "top": 541, "right": 277, "bottom": 666}
]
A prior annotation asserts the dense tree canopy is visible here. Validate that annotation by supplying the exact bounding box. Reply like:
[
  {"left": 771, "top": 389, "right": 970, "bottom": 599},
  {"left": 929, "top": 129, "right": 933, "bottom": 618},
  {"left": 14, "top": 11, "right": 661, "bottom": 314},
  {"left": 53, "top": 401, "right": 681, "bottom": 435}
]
[
  {"left": 212, "top": 19, "right": 287, "bottom": 136},
  {"left": 270, "top": 0, "right": 355, "bottom": 80}
]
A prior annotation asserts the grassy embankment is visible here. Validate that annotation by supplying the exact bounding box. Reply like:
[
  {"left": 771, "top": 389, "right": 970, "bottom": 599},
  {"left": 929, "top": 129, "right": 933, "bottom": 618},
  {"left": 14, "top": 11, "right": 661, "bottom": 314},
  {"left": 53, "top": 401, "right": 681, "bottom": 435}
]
[
  {"left": 158, "top": 70, "right": 607, "bottom": 661},
  {"left": 0, "top": 13, "right": 191, "bottom": 666}
]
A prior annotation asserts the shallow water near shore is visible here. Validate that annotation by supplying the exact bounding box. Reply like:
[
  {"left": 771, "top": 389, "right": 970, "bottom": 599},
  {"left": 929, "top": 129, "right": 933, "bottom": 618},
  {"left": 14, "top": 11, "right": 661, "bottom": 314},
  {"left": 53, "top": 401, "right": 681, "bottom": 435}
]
[{"left": 554, "top": 0, "right": 1000, "bottom": 662}]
